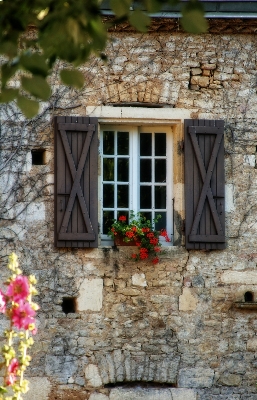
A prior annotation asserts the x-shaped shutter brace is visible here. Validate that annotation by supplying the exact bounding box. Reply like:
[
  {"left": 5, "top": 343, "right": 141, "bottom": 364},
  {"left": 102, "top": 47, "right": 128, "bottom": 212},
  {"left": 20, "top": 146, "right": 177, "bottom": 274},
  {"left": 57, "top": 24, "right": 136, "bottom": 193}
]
[
  {"left": 58, "top": 123, "right": 95, "bottom": 241},
  {"left": 188, "top": 126, "right": 225, "bottom": 243}
]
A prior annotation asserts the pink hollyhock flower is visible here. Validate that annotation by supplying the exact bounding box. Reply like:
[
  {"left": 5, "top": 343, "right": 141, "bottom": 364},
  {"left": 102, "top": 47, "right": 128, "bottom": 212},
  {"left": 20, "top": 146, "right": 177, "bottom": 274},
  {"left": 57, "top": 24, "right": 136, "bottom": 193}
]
[
  {"left": 6, "top": 373, "right": 17, "bottom": 386},
  {"left": 11, "top": 300, "right": 35, "bottom": 330},
  {"left": 0, "top": 290, "right": 6, "bottom": 313},
  {"left": 7, "top": 275, "right": 30, "bottom": 302},
  {"left": 8, "top": 358, "right": 19, "bottom": 374}
]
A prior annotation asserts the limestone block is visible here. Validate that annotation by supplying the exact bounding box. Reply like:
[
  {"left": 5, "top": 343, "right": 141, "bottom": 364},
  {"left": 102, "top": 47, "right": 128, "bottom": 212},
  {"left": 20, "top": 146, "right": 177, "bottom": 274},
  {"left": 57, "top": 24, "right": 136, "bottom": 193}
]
[
  {"left": 110, "top": 388, "right": 172, "bottom": 400},
  {"left": 191, "top": 76, "right": 209, "bottom": 87},
  {"left": 16, "top": 202, "right": 45, "bottom": 222},
  {"left": 132, "top": 273, "right": 147, "bottom": 287},
  {"left": 191, "top": 68, "right": 202, "bottom": 75},
  {"left": 89, "top": 394, "right": 109, "bottom": 400},
  {"left": 85, "top": 364, "right": 103, "bottom": 387},
  {"left": 202, "top": 69, "right": 210, "bottom": 76},
  {"left": 221, "top": 271, "right": 257, "bottom": 285},
  {"left": 243, "top": 154, "right": 255, "bottom": 167},
  {"left": 117, "top": 288, "right": 140, "bottom": 296},
  {"left": 170, "top": 388, "right": 196, "bottom": 400},
  {"left": 178, "top": 368, "right": 214, "bottom": 388},
  {"left": 23, "top": 378, "right": 51, "bottom": 400},
  {"left": 218, "top": 373, "right": 241, "bottom": 386},
  {"left": 225, "top": 184, "right": 235, "bottom": 212},
  {"left": 247, "top": 338, "right": 257, "bottom": 351},
  {"left": 179, "top": 288, "right": 197, "bottom": 311},
  {"left": 77, "top": 278, "right": 103, "bottom": 312},
  {"left": 201, "top": 63, "right": 216, "bottom": 70}
]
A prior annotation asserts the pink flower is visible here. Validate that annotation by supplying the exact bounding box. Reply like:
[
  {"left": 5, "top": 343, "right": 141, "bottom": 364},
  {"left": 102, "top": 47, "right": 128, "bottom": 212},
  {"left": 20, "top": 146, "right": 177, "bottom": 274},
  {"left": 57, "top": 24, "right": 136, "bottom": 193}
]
[
  {"left": 6, "top": 373, "right": 17, "bottom": 386},
  {"left": 11, "top": 300, "right": 35, "bottom": 330},
  {"left": 7, "top": 275, "right": 30, "bottom": 302},
  {"left": 0, "top": 290, "right": 6, "bottom": 313},
  {"left": 8, "top": 358, "right": 19, "bottom": 374}
]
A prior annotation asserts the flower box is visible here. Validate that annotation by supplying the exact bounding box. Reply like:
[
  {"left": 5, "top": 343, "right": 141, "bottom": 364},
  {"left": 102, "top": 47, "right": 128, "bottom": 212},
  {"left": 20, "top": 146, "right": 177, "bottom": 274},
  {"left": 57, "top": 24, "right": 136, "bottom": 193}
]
[{"left": 114, "top": 235, "right": 138, "bottom": 246}]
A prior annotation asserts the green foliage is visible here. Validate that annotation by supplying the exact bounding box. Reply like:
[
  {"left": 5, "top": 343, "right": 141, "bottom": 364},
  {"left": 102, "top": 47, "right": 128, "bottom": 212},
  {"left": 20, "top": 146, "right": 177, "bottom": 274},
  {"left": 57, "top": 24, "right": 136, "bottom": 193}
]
[
  {"left": 0, "top": 0, "right": 207, "bottom": 118},
  {"left": 60, "top": 69, "right": 84, "bottom": 89}
]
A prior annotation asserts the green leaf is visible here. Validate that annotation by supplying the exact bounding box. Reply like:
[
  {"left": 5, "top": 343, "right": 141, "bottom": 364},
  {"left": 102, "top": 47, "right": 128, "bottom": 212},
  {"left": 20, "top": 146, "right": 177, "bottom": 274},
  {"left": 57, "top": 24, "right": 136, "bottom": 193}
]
[
  {"left": 60, "top": 69, "right": 84, "bottom": 89},
  {"left": 129, "top": 10, "right": 150, "bottom": 32},
  {"left": 0, "top": 41, "right": 17, "bottom": 58},
  {"left": 21, "top": 76, "right": 51, "bottom": 101},
  {"left": 0, "top": 88, "right": 19, "bottom": 103},
  {"left": 1, "top": 63, "right": 19, "bottom": 88},
  {"left": 20, "top": 54, "right": 49, "bottom": 77},
  {"left": 17, "top": 96, "right": 39, "bottom": 119},
  {"left": 181, "top": 1, "right": 208, "bottom": 34},
  {"left": 110, "top": 0, "right": 132, "bottom": 17}
]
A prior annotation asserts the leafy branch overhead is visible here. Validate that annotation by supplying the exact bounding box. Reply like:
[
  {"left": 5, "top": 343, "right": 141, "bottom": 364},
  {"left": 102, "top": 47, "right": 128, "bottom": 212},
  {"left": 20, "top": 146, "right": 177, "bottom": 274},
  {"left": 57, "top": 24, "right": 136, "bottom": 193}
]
[{"left": 0, "top": 0, "right": 207, "bottom": 118}]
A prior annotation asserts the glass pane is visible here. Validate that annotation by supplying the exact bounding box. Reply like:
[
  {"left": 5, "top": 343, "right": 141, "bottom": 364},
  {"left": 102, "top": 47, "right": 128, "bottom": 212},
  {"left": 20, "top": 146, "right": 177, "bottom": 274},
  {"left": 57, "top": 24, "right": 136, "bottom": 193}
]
[
  {"left": 155, "top": 186, "right": 166, "bottom": 209},
  {"left": 155, "top": 212, "right": 166, "bottom": 231},
  {"left": 103, "top": 158, "right": 114, "bottom": 181},
  {"left": 103, "top": 211, "right": 114, "bottom": 234},
  {"left": 155, "top": 133, "right": 166, "bottom": 156},
  {"left": 103, "top": 131, "right": 114, "bottom": 155},
  {"left": 140, "top": 133, "right": 152, "bottom": 156},
  {"left": 117, "top": 185, "right": 129, "bottom": 207},
  {"left": 155, "top": 159, "right": 166, "bottom": 182},
  {"left": 103, "top": 184, "right": 114, "bottom": 207},
  {"left": 118, "top": 158, "right": 129, "bottom": 182},
  {"left": 140, "top": 159, "right": 151, "bottom": 182},
  {"left": 117, "top": 132, "right": 129, "bottom": 155},
  {"left": 140, "top": 186, "right": 152, "bottom": 209}
]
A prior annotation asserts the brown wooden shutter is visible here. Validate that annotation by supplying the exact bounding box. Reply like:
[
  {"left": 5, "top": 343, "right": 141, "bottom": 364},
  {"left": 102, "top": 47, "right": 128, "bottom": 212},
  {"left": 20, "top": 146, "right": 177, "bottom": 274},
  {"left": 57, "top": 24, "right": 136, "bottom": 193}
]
[
  {"left": 185, "top": 119, "right": 225, "bottom": 250},
  {"left": 54, "top": 116, "right": 98, "bottom": 248}
]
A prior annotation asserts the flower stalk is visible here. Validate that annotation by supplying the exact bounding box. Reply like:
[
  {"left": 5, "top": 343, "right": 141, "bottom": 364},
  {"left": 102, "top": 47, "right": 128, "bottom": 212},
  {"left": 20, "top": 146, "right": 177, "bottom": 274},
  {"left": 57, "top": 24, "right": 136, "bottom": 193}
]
[{"left": 0, "top": 253, "right": 38, "bottom": 400}]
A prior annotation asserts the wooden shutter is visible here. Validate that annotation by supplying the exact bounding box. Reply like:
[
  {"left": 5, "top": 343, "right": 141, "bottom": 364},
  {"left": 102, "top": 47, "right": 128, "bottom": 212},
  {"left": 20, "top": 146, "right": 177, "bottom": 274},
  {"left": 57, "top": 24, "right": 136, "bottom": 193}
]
[
  {"left": 185, "top": 119, "right": 225, "bottom": 250},
  {"left": 54, "top": 116, "right": 98, "bottom": 248}
]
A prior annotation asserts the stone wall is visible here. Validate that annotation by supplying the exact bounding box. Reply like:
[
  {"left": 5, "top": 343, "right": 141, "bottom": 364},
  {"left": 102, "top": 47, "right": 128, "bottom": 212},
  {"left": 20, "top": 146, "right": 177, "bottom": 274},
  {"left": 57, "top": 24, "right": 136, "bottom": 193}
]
[{"left": 1, "top": 24, "right": 257, "bottom": 400}]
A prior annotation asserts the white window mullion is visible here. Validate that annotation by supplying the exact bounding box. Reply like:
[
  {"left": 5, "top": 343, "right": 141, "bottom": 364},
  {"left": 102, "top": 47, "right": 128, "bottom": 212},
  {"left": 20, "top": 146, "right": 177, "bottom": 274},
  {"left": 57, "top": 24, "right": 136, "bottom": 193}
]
[{"left": 130, "top": 126, "right": 139, "bottom": 215}]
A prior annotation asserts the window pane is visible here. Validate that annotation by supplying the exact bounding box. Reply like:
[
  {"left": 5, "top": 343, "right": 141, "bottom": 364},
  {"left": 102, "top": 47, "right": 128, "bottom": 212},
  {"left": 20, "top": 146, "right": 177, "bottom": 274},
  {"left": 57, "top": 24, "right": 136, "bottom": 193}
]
[
  {"left": 140, "top": 186, "right": 152, "bottom": 209},
  {"left": 117, "top": 132, "right": 129, "bottom": 155},
  {"left": 155, "top": 212, "right": 166, "bottom": 231},
  {"left": 103, "top": 211, "right": 114, "bottom": 234},
  {"left": 103, "top": 131, "right": 114, "bottom": 155},
  {"left": 117, "top": 185, "right": 129, "bottom": 207},
  {"left": 140, "top": 159, "right": 151, "bottom": 182},
  {"left": 118, "top": 158, "right": 129, "bottom": 182},
  {"left": 155, "top": 159, "right": 166, "bottom": 182},
  {"left": 155, "top": 186, "right": 166, "bottom": 209},
  {"left": 155, "top": 133, "right": 166, "bottom": 156},
  {"left": 103, "top": 158, "right": 114, "bottom": 181},
  {"left": 103, "top": 184, "right": 114, "bottom": 207},
  {"left": 140, "top": 133, "right": 152, "bottom": 156}
]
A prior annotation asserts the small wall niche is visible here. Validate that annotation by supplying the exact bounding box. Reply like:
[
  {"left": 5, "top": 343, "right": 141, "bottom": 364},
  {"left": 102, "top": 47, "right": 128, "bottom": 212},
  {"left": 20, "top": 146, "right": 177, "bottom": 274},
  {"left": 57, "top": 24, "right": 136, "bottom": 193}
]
[
  {"left": 31, "top": 149, "right": 46, "bottom": 165},
  {"left": 244, "top": 291, "right": 254, "bottom": 302},
  {"left": 62, "top": 297, "right": 77, "bottom": 314}
]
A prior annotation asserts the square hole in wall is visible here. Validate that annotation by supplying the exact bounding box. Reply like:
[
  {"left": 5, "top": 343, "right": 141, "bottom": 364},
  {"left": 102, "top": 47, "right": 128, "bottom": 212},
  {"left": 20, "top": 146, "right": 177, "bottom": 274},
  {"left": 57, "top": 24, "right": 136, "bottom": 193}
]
[
  {"left": 62, "top": 297, "right": 77, "bottom": 314},
  {"left": 31, "top": 149, "right": 45, "bottom": 165}
]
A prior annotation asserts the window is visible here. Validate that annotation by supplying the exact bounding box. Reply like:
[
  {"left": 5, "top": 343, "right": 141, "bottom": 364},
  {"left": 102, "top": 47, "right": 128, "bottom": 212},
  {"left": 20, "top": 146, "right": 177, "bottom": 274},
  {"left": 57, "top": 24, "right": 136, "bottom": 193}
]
[
  {"left": 54, "top": 111, "right": 225, "bottom": 250},
  {"left": 100, "top": 125, "right": 173, "bottom": 244}
]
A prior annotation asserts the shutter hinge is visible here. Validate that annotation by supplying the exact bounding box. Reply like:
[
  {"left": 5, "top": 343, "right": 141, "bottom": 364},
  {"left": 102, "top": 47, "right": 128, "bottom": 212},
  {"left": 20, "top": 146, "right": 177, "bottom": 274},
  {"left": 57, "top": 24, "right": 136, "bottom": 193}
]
[
  {"left": 181, "top": 219, "right": 185, "bottom": 233},
  {"left": 98, "top": 223, "right": 101, "bottom": 234},
  {"left": 178, "top": 140, "right": 184, "bottom": 153}
]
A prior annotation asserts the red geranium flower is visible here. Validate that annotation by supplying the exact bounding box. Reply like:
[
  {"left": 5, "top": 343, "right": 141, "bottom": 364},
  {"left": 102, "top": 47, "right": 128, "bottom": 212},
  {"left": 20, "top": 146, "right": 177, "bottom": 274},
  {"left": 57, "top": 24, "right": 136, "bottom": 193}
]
[
  {"left": 119, "top": 215, "right": 126, "bottom": 221},
  {"left": 152, "top": 257, "right": 159, "bottom": 264}
]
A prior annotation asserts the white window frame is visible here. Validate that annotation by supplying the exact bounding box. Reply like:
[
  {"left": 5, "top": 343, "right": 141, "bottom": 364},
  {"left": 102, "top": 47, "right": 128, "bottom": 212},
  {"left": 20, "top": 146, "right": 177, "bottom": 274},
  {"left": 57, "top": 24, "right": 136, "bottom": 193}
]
[
  {"left": 86, "top": 106, "right": 193, "bottom": 247},
  {"left": 100, "top": 124, "right": 173, "bottom": 244}
]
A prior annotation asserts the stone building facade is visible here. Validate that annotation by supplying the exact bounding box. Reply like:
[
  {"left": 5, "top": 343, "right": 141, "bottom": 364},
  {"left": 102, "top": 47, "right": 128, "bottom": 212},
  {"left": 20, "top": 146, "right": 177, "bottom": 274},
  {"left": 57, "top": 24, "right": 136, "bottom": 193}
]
[{"left": 1, "top": 13, "right": 257, "bottom": 400}]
